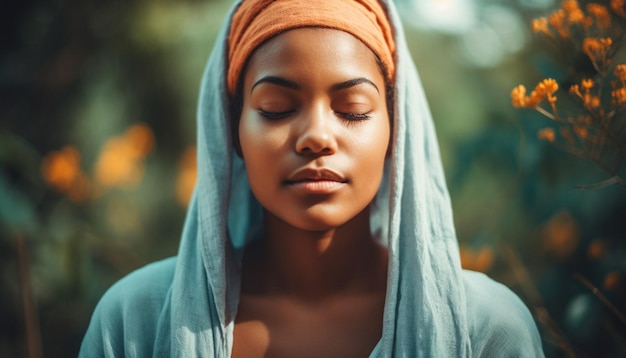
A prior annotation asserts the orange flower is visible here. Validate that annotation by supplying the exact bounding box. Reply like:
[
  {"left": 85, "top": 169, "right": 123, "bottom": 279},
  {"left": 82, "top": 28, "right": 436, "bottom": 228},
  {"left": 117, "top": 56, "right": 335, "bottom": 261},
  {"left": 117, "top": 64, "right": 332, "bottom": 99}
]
[
  {"left": 603, "top": 271, "right": 621, "bottom": 290},
  {"left": 587, "top": 3, "right": 611, "bottom": 29},
  {"left": 538, "top": 78, "right": 559, "bottom": 103},
  {"left": 549, "top": 10, "right": 569, "bottom": 38},
  {"left": 584, "top": 94, "right": 601, "bottom": 108},
  {"left": 582, "top": 37, "right": 612, "bottom": 66},
  {"left": 581, "top": 78, "right": 595, "bottom": 89},
  {"left": 611, "top": 0, "right": 626, "bottom": 17},
  {"left": 532, "top": 17, "right": 552, "bottom": 35},
  {"left": 125, "top": 124, "right": 154, "bottom": 158},
  {"left": 563, "top": 0, "right": 586, "bottom": 23},
  {"left": 612, "top": 87, "right": 626, "bottom": 105},
  {"left": 569, "top": 84, "right": 582, "bottom": 98},
  {"left": 512, "top": 79, "right": 559, "bottom": 108},
  {"left": 460, "top": 245, "right": 494, "bottom": 273},
  {"left": 93, "top": 124, "right": 155, "bottom": 190},
  {"left": 41, "top": 146, "right": 91, "bottom": 202},
  {"left": 615, "top": 64, "right": 626, "bottom": 82},
  {"left": 541, "top": 211, "right": 579, "bottom": 260},
  {"left": 587, "top": 239, "right": 607, "bottom": 260},
  {"left": 42, "top": 146, "right": 81, "bottom": 191},
  {"left": 573, "top": 125, "right": 588, "bottom": 138},
  {"left": 511, "top": 85, "right": 528, "bottom": 107},
  {"left": 538, "top": 128, "right": 556, "bottom": 142},
  {"left": 175, "top": 146, "right": 197, "bottom": 207}
]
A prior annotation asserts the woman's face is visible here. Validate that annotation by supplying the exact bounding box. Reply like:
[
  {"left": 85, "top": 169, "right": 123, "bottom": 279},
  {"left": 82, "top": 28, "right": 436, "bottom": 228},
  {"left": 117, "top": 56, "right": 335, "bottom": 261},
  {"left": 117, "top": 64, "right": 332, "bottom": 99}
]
[{"left": 239, "top": 27, "right": 390, "bottom": 231}]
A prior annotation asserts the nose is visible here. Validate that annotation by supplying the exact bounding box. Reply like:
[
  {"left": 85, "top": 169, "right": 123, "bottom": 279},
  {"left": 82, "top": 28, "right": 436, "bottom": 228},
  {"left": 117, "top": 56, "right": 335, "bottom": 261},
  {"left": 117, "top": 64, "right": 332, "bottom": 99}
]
[{"left": 294, "top": 108, "right": 337, "bottom": 155}]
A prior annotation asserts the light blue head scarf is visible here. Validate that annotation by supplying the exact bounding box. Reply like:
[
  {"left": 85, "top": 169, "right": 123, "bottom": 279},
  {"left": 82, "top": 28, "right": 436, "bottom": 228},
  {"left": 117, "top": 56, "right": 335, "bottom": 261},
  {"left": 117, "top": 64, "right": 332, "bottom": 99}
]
[{"left": 79, "top": 1, "right": 544, "bottom": 357}]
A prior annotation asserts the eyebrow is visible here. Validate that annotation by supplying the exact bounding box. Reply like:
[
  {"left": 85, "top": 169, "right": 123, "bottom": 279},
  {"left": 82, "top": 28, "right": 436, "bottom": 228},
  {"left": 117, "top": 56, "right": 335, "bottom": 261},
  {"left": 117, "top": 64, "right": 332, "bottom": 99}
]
[
  {"left": 331, "top": 78, "right": 379, "bottom": 93},
  {"left": 251, "top": 76, "right": 300, "bottom": 93},
  {"left": 250, "top": 76, "right": 379, "bottom": 94}
]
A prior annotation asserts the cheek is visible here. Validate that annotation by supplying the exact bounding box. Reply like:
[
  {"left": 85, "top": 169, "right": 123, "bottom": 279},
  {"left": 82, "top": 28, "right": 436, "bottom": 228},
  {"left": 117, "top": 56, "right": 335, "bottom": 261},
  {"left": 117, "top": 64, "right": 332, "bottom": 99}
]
[
  {"left": 353, "top": 120, "right": 390, "bottom": 163},
  {"left": 239, "top": 115, "right": 285, "bottom": 189}
]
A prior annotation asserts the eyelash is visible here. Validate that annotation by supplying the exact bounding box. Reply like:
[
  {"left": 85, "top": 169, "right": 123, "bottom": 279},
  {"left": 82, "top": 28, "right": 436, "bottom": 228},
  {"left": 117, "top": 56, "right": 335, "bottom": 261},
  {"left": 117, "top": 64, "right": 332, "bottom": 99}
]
[
  {"left": 258, "top": 110, "right": 293, "bottom": 119},
  {"left": 258, "top": 110, "right": 372, "bottom": 121},
  {"left": 338, "top": 112, "right": 372, "bottom": 121}
]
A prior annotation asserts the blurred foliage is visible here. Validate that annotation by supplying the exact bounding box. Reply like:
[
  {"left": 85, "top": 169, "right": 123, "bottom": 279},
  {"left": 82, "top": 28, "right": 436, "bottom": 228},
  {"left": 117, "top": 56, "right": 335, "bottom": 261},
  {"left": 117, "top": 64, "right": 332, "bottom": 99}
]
[{"left": 1, "top": 0, "right": 625, "bottom": 357}]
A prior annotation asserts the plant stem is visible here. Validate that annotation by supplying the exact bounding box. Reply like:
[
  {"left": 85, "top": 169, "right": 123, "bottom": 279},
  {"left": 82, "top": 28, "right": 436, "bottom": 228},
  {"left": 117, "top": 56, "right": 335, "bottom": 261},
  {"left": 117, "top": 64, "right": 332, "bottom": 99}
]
[
  {"left": 15, "top": 234, "right": 42, "bottom": 358},
  {"left": 573, "top": 273, "right": 626, "bottom": 326},
  {"left": 504, "top": 247, "right": 578, "bottom": 357}
]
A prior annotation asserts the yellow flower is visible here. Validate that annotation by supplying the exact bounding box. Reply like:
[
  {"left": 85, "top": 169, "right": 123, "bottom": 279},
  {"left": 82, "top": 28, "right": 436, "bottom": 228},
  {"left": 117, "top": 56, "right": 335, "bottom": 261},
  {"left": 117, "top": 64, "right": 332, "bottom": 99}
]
[{"left": 538, "top": 128, "right": 556, "bottom": 142}]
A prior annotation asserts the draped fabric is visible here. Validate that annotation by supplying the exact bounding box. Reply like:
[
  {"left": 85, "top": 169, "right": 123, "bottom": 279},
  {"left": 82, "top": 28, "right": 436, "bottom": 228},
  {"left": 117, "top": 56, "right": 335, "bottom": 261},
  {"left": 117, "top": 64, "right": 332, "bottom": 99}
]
[
  {"left": 79, "top": 0, "right": 544, "bottom": 357},
  {"left": 226, "top": 0, "right": 395, "bottom": 94}
]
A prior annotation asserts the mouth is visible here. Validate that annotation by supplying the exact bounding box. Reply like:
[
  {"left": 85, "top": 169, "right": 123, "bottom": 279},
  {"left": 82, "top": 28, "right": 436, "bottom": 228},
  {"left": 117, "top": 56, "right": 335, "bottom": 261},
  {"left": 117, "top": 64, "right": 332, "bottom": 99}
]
[{"left": 285, "top": 168, "right": 348, "bottom": 193}]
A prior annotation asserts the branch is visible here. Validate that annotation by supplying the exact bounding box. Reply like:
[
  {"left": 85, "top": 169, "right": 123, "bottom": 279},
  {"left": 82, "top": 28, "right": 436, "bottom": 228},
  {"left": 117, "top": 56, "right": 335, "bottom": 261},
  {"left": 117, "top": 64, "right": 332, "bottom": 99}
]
[
  {"left": 575, "top": 175, "right": 626, "bottom": 189},
  {"left": 573, "top": 273, "right": 626, "bottom": 326}
]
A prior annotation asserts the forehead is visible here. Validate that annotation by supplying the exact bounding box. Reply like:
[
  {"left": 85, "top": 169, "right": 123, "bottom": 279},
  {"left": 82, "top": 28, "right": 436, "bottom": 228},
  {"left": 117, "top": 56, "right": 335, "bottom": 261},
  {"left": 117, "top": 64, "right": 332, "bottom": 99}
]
[{"left": 243, "top": 27, "right": 383, "bottom": 86}]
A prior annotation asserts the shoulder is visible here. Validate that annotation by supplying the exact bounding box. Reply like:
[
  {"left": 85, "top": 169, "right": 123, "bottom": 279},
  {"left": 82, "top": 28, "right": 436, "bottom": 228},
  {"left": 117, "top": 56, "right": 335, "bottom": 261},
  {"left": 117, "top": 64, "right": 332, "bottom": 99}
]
[
  {"left": 94, "top": 256, "right": 176, "bottom": 318},
  {"left": 461, "top": 270, "right": 545, "bottom": 358},
  {"left": 79, "top": 257, "right": 176, "bottom": 358}
]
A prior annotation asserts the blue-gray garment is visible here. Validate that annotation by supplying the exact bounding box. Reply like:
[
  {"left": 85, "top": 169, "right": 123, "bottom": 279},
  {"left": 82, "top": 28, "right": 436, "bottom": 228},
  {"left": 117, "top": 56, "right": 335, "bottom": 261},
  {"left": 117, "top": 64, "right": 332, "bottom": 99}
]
[{"left": 79, "top": 1, "right": 545, "bottom": 357}]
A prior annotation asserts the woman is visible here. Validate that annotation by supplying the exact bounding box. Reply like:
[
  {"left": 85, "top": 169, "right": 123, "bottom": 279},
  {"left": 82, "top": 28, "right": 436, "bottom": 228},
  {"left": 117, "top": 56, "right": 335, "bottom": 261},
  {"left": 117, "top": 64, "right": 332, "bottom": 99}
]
[{"left": 80, "top": 0, "right": 544, "bottom": 357}]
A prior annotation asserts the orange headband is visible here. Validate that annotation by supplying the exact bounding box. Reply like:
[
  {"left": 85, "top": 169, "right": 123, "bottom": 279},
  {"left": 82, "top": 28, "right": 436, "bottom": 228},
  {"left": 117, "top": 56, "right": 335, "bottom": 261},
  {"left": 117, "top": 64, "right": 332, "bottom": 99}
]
[{"left": 227, "top": 0, "right": 395, "bottom": 95}]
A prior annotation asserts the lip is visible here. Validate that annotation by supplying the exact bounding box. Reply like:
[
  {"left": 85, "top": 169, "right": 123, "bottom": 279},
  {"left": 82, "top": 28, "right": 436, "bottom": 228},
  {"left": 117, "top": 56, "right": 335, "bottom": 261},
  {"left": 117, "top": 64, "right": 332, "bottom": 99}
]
[{"left": 285, "top": 168, "right": 348, "bottom": 194}]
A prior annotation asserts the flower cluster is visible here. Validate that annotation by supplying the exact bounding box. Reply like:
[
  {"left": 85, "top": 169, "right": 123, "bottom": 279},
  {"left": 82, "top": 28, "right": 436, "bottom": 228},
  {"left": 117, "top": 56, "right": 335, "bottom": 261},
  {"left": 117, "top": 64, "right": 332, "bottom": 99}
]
[
  {"left": 42, "top": 123, "right": 155, "bottom": 202},
  {"left": 511, "top": 78, "right": 559, "bottom": 109},
  {"left": 511, "top": 0, "right": 626, "bottom": 186},
  {"left": 531, "top": 0, "right": 624, "bottom": 39}
]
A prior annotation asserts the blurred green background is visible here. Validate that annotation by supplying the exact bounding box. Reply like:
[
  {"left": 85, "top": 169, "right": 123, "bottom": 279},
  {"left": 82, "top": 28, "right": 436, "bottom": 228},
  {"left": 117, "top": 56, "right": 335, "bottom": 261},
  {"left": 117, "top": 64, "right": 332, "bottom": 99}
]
[{"left": 1, "top": 0, "right": 625, "bottom": 357}]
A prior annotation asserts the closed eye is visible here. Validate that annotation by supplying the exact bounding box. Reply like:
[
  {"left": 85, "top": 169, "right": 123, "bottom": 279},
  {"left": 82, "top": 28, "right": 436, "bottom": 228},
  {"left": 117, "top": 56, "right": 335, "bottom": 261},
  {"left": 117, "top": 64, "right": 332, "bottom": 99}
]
[
  {"left": 337, "top": 112, "right": 372, "bottom": 121},
  {"left": 258, "top": 110, "right": 294, "bottom": 120}
]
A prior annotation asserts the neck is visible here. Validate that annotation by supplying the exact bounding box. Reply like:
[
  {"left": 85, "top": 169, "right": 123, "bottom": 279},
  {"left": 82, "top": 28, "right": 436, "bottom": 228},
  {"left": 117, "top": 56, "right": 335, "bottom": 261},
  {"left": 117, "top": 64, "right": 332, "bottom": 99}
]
[{"left": 242, "top": 207, "right": 387, "bottom": 300}]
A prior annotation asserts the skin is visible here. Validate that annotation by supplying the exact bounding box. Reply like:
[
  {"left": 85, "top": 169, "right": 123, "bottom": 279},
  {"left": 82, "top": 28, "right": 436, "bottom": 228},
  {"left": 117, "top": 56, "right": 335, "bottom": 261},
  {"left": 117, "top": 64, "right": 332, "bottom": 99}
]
[{"left": 232, "top": 28, "right": 391, "bottom": 358}]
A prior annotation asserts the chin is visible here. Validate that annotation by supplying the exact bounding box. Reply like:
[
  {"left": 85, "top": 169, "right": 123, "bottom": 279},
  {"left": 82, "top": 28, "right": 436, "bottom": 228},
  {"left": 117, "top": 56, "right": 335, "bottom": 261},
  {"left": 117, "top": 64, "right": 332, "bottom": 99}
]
[
  {"left": 282, "top": 214, "right": 350, "bottom": 232},
  {"left": 277, "top": 204, "right": 371, "bottom": 233}
]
